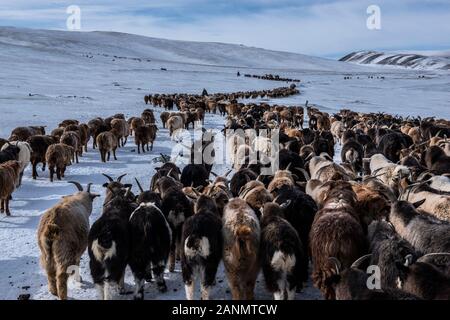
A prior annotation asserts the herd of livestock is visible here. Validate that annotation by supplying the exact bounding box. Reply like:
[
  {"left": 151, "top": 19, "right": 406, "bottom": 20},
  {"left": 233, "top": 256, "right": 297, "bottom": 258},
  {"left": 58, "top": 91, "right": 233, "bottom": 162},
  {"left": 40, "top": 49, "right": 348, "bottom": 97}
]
[
  {"left": 242, "top": 73, "right": 301, "bottom": 83},
  {"left": 0, "top": 83, "right": 449, "bottom": 301}
]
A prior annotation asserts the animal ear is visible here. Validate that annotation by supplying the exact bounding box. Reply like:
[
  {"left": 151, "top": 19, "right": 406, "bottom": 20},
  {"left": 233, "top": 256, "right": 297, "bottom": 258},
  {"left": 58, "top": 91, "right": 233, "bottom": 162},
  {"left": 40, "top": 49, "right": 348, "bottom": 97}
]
[
  {"left": 412, "top": 199, "right": 426, "bottom": 208},
  {"left": 123, "top": 184, "right": 133, "bottom": 188},
  {"left": 403, "top": 254, "right": 414, "bottom": 267},
  {"left": 90, "top": 193, "right": 101, "bottom": 199},
  {"left": 102, "top": 183, "right": 109, "bottom": 188}
]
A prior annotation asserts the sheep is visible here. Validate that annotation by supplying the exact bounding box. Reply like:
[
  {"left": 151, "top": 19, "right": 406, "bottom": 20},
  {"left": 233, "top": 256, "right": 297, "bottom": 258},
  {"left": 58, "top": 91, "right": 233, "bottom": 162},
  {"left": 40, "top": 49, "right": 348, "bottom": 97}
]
[
  {"left": 37, "top": 181, "right": 99, "bottom": 299},
  {"left": 222, "top": 198, "right": 260, "bottom": 300},
  {"left": 260, "top": 202, "right": 308, "bottom": 300},
  {"left": 45, "top": 143, "right": 74, "bottom": 182},
  {"left": 128, "top": 202, "right": 172, "bottom": 299},
  {"left": 27, "top": 135, "right": 57, "bottom": 179},
  {"left": 181, "top": 195, "right": 223, "bottom": 300},
  {"left": 96, "top": 131, "right": 118, "bottom": 163},
  {"left": 389, "top": 201, "right": 450, "bottom": 261},
  {"left": 110, "top": 118, "right": 129, "bottom": 147},
  {"left": 88, "top": 188, "right": 136, "bottom": 300},
  {"left": 309, "top": 181, "right": 367, "bottom": 299},
  {"left": 167, "top": 115, "right": 184, "bottom": 136},
  {"left": 134, "top": 124, "right": 158, "bottom": 153},
  {"left": 0, "top": 160, "right": 21, "bottom": 215},
  {"left": 161, "top": 188, "right": 194, "bottom": 272}
]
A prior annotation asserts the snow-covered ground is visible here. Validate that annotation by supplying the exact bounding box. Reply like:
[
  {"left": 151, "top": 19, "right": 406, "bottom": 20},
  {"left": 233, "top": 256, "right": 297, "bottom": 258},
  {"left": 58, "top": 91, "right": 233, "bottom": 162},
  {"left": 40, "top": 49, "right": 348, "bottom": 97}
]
[{"left": 0, "top": 27, "right": 449, "bottom": 300}]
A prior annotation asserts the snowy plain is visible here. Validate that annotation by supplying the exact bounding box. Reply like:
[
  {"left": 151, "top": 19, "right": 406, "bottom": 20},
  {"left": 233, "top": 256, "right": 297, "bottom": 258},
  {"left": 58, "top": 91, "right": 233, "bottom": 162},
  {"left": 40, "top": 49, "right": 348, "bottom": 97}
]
[{"left": 0, "top": 27, "right": 449, "bottom": 300}]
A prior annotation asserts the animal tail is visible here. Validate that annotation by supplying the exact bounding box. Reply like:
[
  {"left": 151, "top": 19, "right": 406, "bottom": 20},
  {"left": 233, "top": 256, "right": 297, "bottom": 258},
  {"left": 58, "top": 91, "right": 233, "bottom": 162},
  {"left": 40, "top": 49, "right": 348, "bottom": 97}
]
[
  {"left": 41, "top": 223, "right": 59, "bottom": 264},
  {"left": 271, "top": 250, "right": 296, "bottom": 273},
  {"left": 234, "top": 225, "right": 253, "bottom": 258}
]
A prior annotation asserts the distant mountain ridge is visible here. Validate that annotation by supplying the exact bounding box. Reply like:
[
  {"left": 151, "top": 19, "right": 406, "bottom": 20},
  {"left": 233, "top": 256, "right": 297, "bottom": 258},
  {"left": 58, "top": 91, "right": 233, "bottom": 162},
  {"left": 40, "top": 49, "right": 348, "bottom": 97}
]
[{"left": 340, "top": 50, "right": 450, "bottom": 71}]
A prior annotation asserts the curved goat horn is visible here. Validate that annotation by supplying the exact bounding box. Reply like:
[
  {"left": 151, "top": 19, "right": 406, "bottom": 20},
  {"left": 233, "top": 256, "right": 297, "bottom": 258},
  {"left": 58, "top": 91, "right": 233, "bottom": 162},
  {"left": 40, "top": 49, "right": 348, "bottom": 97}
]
[
  {"left": 117, "top": 174, "right": 127, "bottom": 182},
  {"left": 102, "top": 173, "right": 113, "bottom": 182},
  {"left": 87, "top": 183, "right": 93, "bottom": 193},
  {"left": 67, "top": 181, "right": 83, "bottom": 191},
  {"left": 351, "top": 254, "right": 372, "bottom": 269},
  {"left": 328, "top": 257, "right": 341, "bottom": 275},
  {"left": 135, "top": 178, "right": 144, "bottom": 193},
  {"left": 417, "top": 252, "right": 450, "bottom": 262}
]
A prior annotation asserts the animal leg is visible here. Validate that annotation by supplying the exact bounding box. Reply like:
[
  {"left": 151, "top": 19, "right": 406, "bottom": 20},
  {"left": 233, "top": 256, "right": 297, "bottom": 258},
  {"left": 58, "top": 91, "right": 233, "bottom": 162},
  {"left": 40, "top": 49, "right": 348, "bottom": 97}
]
[
  {"left": 56, "top": 269, "right": 69, "bottom": 300},
  {"left": 133, "top": 275, "right": 145, "bottom": 300}
]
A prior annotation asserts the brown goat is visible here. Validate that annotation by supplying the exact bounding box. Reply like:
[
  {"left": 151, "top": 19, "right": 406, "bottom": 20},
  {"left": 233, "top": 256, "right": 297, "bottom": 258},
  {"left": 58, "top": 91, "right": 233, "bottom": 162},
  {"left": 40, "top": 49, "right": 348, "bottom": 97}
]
[
  {"left": 37, "top": 182, "right": 99, "bottom": 299},
  {"left": 96, "top": 131, "right": 118, "bottom": 162},
  {"left": 0, "top": 160, "right": 21, "bottom": 215},
  {"left": 222, "top": 198, "right": 260, "bottom": 300},
  {"left": 309, "top": 181, "right": 366, "bottom": 299},
  {"left": 45, "top": 143, "right": 74, "bottom": 182}
]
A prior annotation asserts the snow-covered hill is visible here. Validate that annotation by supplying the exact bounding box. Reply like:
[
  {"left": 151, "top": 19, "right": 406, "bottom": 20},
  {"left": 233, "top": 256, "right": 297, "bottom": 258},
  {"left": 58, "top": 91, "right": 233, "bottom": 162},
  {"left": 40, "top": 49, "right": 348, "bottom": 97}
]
[
  {"left": 0, "top": 26, "right": 360, "bottom": 72},
  {"left": 339, "top": 50, "right": 450, "bottom": 71}
]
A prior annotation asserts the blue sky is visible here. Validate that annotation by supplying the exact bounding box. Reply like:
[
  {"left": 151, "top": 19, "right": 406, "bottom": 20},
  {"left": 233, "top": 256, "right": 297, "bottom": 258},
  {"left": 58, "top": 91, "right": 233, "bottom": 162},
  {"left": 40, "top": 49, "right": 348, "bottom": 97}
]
[{"left": 1, "top": 0, "right": 449, "bottom": 58}]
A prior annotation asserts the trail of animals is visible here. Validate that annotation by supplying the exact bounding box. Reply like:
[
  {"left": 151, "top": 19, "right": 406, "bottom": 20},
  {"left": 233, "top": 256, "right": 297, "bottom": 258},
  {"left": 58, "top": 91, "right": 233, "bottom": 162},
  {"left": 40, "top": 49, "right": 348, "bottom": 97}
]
[{"left": 1, "top": 83, "right": 449, "bottom": 300}]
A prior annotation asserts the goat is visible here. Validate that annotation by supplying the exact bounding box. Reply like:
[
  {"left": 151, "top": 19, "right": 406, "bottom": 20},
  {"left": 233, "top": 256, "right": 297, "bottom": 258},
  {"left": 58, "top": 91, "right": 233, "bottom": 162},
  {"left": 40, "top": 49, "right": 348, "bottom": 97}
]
[
  {"left": 0, "top": 141, "right": 31, "bottom": 186},
  {"left": 0, "top": 160, "right": 21, "bottom": 215},
  {"left": 37, "top": 181, "right": 99, "bottom": 299},
  {"left": 260, "top": 202, "right": 308, "bottom": 300},
  {"left": 309, "top": 181, "right": 367, "bottom": 299},
  {"left": 222, "top": 198, "right": 260, "bottom": 300},
  {"left": 129, "top": 202, "right": 172, "bottom": 299},
  {"left": 181, "top": 195, "right": 223, "bottom": 300},
  {"left": 88, "top": 188, "right": 137, "bottom": 299},
  {"left": 27, "top": 135, "right": 57, "bottom": 179},
  {"left": 45, "top": 143, "right": 74, "bottom": 182},
  {"left": 96, "top": 131, "right": 118, "bottom": 162}
]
